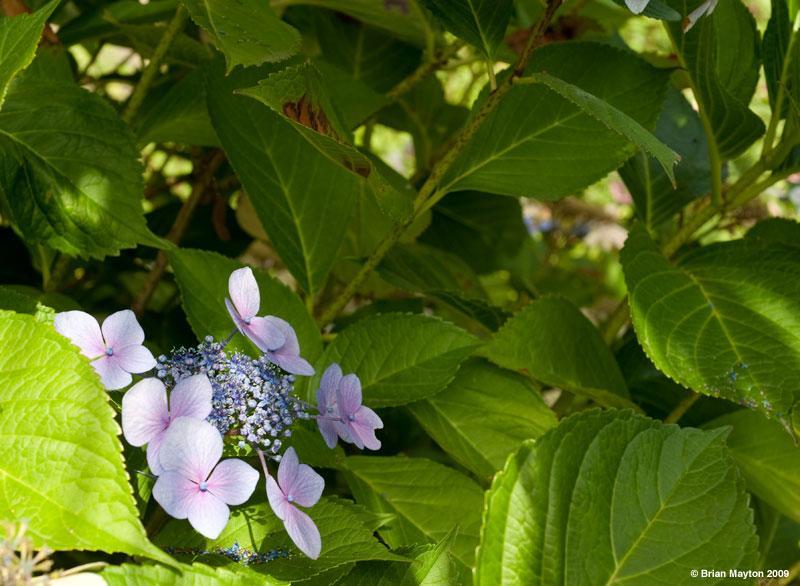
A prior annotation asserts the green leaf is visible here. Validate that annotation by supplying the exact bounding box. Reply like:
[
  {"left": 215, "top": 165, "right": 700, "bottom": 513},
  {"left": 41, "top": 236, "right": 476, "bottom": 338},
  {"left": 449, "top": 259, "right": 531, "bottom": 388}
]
[
  {"left": 238, "top": 62, "right": 411, "bottom": 221},
  {"left": 521, "top": 71, "right": 679, "bottom": 182},
  {"left": 58, "top": 0, "right": 179, "bottom": 44},
  {"left": 205, "top": 59, "right": 359, "bottom": 294},
  {"left": 135, "top": 67, "right": 219, "bottom": 146},
  {"left": 0, "top": 284, "right": 78, "bottom": 314},
  {"left": 619, "top": 87, "right": 710, "bottom": 229},
  {"left": 706, "top": 409, "right": 800, "bottom": 523},
  {"left": 344, "top": 455, "right": 483, "bottom": 567},
  {"left": 167, "top": 247, "right": 321, "bottom": 360},
  {"left": 763, "top": 0, "right": 793, "bottom": 116},
  {"left": 409, "top": 359, "right": 556, "bottom": 479},
  {"left": 418, "top": 0, "right": 512, "bottom": 58},
  {"left": 483, "top": 296, "right": 633, "bottom": 408},
  {"left": 666, "top": 0, "right": 764, "bottom": 158},
  {"left": 281, "top": 0, "right": 428, "bottom": 46},
  {"left": 378, "top": 243, "right": 509, "bottom": 330},
  {"left": 0, "top": 311, "right": 172, "bottom": 564},
  {"left": 157, "top": 498, "right": 404, "bottom": 581},
  {"left": 419, "top": 191, "right": 527, "bottom": 275},
  {"left": 312, "top": 10, "right": 422, "bottom": 93},
  {"left": 183, "top": 0, "right": 300, "bottom": 71},
  {"left": 308, "top": 313, "right": 479, "bottom": 407},
  {"left": 440, "top": 42, "right": 669, "bottom": 199},
  {"left": 622, "top": 224, "right": 800, "bottom": 427},
  {"left": 475, "top": 409, "right": 758, "bottom": 585},
  {"left": 0, "top": 0, "right": 58, "bottom": 107},
  {"left": 0, "top": 75, "right": 162, "bottom": 258},
  {"left": 340, "top": 532, "right": 460, "bottom": 585},
  {"left": 103, "top": 562, "right": 285, "bottom": 585}
]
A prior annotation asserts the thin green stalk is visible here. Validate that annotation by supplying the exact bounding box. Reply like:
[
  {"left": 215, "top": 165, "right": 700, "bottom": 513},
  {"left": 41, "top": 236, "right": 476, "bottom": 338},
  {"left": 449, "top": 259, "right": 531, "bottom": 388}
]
[
  {"left": 317, "top": 0, "right": 564, "bottom": 326},
  {"left": 664, "top": 392, "right": 700, "bottom": 424},
  {"left": 122, "top": 6, "right": 188, "bottom": 124},
  {"left": 386, "top": 41, "right": 464, "bottom": 101},
  {"left": 601, "top": 299, "right": 629, "bottom": 346}
]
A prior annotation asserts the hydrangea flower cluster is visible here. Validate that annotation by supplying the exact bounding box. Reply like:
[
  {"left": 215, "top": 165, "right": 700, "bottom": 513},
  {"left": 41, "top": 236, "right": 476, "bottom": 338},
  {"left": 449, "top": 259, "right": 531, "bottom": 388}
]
[
  {"left": 154, "top": 339, "right": 306, "bottom": 457},
  {"left": 53, "top": 267, "right": 384, "bottom": 561}
]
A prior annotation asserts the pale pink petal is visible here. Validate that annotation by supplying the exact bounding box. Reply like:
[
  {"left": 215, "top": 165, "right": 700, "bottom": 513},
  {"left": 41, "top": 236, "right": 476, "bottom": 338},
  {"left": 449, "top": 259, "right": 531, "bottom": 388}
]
[
  {"left": 158, "top": 418, "right": 222, "bottom": 483},
  {"left": 316, "top": 416, "right": 340, "bottom": 449},
  {"left": 228, "top": 267, "right": 260, "bottom": 320},
  {"left": 147, "top": 432, "right": 166, "bottom": 475},
  {"left": 169, "top": 374, "right": 213, "bottom": 420},
  {"left": 349, "top": 406, "right": 383, "bottom": 451},
  {"left": 265, "top": 317, "right": 299, "bottom": 354},
  {"left": 114, "top": 344, "right": 156, "bottom": 374},
  {"left": 320, "top": 364, "right": 342, "bottom": 398},
  {"left": 206, "top": 459, "right": 259, "bottom": 505},
  {"left": 101, "top": 310, "right": 145, "bottom": 350},
  {"left": 153, "top": 470, "right": 197, "bottom": 519},
  {"left": 225, "top": 297, "right": 246, "bottom": 326},
  {"left": 337, "top": 374, "right": 363, "bottom": 415},
  {"left": 271, "top": 353, "right": 315, "bottom": 376},
  {"left": 283, "top": 506, "right": 322, "bottom": 559},
  {"left": 92, "top": 356, "right": 132, "bottom": 390},
  {"left": 187, "top": 491, "right": 230, "bottom": 539},
  {"left": 121, "top": 378, "right": 168, "bottom": 447},
  {"left": 278, "top": 447, "right": 323, "bottom": 508},
  {"left": 246, "top": 316, "right": 286, "bottom": 351},
  {"left": 267, "top": 474, "right": 291, "bottom": 521},
  {"left": 54, "top": 311, "right": 105, "bottom": 359}
]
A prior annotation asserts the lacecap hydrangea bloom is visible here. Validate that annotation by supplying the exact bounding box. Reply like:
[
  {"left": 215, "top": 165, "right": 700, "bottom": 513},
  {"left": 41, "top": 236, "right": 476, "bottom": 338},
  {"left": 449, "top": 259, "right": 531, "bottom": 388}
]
[{"left": 55, "top": 267, "right": 384, "bottom": 559}]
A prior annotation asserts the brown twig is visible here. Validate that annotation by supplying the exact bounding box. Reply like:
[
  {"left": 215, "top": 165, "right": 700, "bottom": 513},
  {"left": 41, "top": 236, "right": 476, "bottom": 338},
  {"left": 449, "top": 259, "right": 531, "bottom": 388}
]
[{"left": 132, "top": 151, "right": 225, "bottom": 315}]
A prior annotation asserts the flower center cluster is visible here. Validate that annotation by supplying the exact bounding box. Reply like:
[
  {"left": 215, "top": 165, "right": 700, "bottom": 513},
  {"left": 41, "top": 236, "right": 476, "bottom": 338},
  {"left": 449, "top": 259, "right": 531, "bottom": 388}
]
[{"left": 156, "top": 337, "right": 308, "bottom": 457}]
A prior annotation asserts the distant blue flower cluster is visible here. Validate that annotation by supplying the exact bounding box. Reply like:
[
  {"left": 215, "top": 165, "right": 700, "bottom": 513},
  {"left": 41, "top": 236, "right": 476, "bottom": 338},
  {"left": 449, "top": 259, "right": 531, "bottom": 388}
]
[
  {"left": 165, "top": 543, "right": 289, "bottom": 565},
  {"left": 156, "top": 336, "right": 308, "bottom": 456}
]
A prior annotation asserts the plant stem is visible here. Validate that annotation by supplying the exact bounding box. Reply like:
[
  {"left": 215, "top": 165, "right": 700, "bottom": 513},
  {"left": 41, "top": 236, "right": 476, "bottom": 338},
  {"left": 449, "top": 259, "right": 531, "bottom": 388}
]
[
  {"left": 386, "top": 41, "right": 464, "bottom": 101},
  {"left": 122, "top": 5, "right": 188, "bottom": 125},
  {"left": 664, "top": 392, "right": 700, "bottom": 424},
  {"left": 132, "top": 150, "right": 225, "bottom": 316},
  {"left": 318, "top": 0, "right": 564, "bottom": 326},
  {"left": 601, "top": 299, "right": 629, "bottom": 346}
]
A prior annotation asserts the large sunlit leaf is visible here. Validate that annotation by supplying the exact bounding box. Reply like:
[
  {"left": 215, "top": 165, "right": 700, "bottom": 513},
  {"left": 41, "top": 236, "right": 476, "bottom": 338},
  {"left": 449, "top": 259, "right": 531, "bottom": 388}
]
[
  {"left": 0, "top": 75, "right": 162, "bottom": 258},
  {"left": 168, "top": 247, "right": 322, "bottom": 360},
  {"left": 483, "top": 296, "right": 632, "bottom": 408},
  {"left": 622, "top": 224, "right": 800, "bottom": 428},
  {"left": 0, "top": 0, "right": 58, "bottom": 107},
  {"left": 409, "top": 359, "right": 556, "bottom": 479},
  {"left": 183, "top": 0, "right": 300, "bottom": 71},
  {"left": 205, "top": 59, "right": 359, "bottom": 294},
  {"left": 440, "top": 42, "right": 669, "bottom": 199},
  {"left": 0, "top": 311, "right": 172, "bottom": 564},
  {"left": 418, "top": 0, "right": 513, "bottom": 59},
  {"left": 475, "top": 409, "right": 758, "bottom": 585},
  {"left": 307, "top": 313, "right": 479, "bottom": 407},
  {"left": 706, "top": 409, "right": 800, "bottom": 523},
  {"left": 344, "top": 455, "right": 484, "bottom": 567}
]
